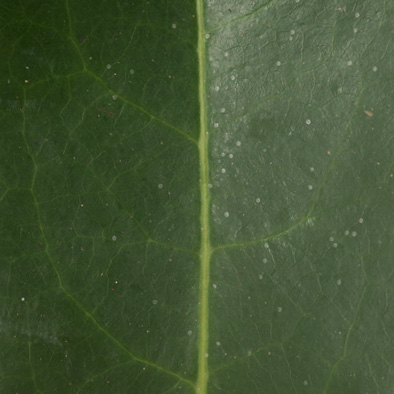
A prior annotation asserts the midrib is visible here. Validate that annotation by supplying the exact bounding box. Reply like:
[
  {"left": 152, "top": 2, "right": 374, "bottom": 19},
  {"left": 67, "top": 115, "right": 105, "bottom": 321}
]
[{"left": 196, "top": 0, "right": 211, "bottom": 393}]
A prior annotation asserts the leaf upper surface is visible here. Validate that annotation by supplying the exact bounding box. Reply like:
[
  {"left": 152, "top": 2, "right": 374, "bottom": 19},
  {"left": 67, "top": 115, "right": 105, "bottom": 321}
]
[{"left": 1, "top": 0, "right": 394, "bottom": 393}]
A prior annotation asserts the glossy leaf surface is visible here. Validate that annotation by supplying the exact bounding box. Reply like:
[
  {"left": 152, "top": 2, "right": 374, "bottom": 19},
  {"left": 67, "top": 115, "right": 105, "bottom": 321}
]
[{"left": 1, "top": 1, "right": 394, "bottom": 393}]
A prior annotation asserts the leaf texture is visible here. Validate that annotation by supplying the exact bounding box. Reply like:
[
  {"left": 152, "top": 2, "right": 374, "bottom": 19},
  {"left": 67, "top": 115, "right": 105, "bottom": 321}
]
[{"left": 1, "top": 0, "right": 394, "bottom": 393}]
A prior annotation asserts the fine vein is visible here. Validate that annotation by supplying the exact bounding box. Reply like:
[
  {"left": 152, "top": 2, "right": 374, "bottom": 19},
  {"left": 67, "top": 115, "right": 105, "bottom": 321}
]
[{"left": 196, "top": 0, "right": 211, "bottom": 393}]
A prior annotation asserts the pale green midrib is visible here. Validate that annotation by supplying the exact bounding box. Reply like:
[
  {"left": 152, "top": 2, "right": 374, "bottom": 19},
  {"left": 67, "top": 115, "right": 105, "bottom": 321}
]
[{"left": 196, "top": 1, "right": 211, "bottom": 393}]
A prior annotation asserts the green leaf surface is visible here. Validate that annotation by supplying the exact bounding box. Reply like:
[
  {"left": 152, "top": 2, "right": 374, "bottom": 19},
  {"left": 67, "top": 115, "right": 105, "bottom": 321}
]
[{"left": 1, "top": 0, "right": 394, "bottom": 393}]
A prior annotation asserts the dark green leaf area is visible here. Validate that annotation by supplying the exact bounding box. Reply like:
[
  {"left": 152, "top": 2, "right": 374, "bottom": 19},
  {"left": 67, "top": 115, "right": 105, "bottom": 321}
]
[
  {"left": 69, "top": 0, "right": 199, "bottom": 138},
  {"left": 1, "top": 292, "right": 196, "bottom": 393},
  {"left": 2, "top": 0, "right": 394, "bottom": 393}
]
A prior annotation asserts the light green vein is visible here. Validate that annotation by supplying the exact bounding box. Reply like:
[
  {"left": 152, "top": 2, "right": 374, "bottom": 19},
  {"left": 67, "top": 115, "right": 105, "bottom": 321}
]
[
  {"left": 29, "top": 194, "right": 195, "bottom": 389},
  {"left": 65, "top": 0, "right": 85, "bottom": 67},
  {"left": 62, "top": 289, "right": 195, "bottom": 388},
  {"left": 323, "top": 285, "right": 369, "bottom": 393},
  {"left": 88, "top": 161, "right": 198, "bottom": 256},
  {"left": 196, "top": 1, "right": 212, "bottom": 393},
  {"left": 84, "top": 69, "right": 198, "bottom": 144},
  {"left": 28, "top": 340, "right": 44, "bottom": 394},
  {"left": 28, "top": 214, "right": 194, "bottom": 387},
  {"left": 213, "top": 215, "right": 315, "bottom": 252},
  {"left": 64, "top": 0, "right": 196, "bottom": 144},
  {"left": 207, "top": 0, "right": 278, "bottom": 34}
]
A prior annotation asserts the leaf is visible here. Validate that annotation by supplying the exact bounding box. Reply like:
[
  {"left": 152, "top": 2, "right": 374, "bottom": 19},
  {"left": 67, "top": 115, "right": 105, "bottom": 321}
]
[{"left": 1, "top": 0, "right": 394, "bottom": 393}]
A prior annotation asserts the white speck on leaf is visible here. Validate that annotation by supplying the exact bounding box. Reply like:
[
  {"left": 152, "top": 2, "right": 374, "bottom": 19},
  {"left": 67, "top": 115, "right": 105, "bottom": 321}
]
[
  {"left": 276, "top": 61, "right": 281, "bottom": 66},
  {"left": 306, "top": 119, "right": 311, "bottom": 125},
  {"left": 256, "top": 198, "right": 261, "bottom": 203},
  {"left": 236, "top": 141, "right": 241, "bottom": 146},
  {"left": 231, "top": 75, "right": 236, "bottom": 81},
  {"left": 172, "top": 23, "right": 176, "bottom": 28},
  {"left": 264, "top": 243, "right": 269, "bottom": 249},
  {"left": 216, "top": 341, "right": 221, "bottom": 346},
  {"left": 224, "top": 211, "right": 229, "bottom": 217},
  {"left": 308, "top": 185, "right": 313, "bottom": 190},
  {"left": 158, "top": 184, "right": 163, "bottom": 189},
  {"left": 337, "top": 279, "right": 342, "bottom": 285},
  {"left": 21, "top": 297, "right": 25, "bottom": 301},
  {"left": 212, "top": 284, "right": 217, "bottom": 289},
  {"left": 106, "top": 64, "right": 112, "bottom": 69},
  {"left": 112, "top": 235, "right": 117, "bottom": 241},
  {"left": 277, "top": 306, "right": 282, "bottom": 312},
  {"left": 372, "top": 66, "right": 377, "bottom": 72},
  {"left": 214, "top": 122, "right": 219, "bottom": 128},
  {"left": 152, "top": 300, "right": 158, "bottom": 305},
  {"left": 129, "top": 69, "right": 135, "bottom": 74},
  {"left": 355, "top": 12, "right": 360, "bottom": 18},
  {"left": 347, "top": 60, "right": 353, "bottom": 66},
  {"left": 359, "top": 218, "right": 364, "bottom": 223},
  {"left": 187, "top": 330, "right": 192, "bottom": 336},
  {"left": 352, "top": 231, "right": 357, "bottom": 237},
  {"left": 112, "top": 95, "right": 118, "bottom": 100}
]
